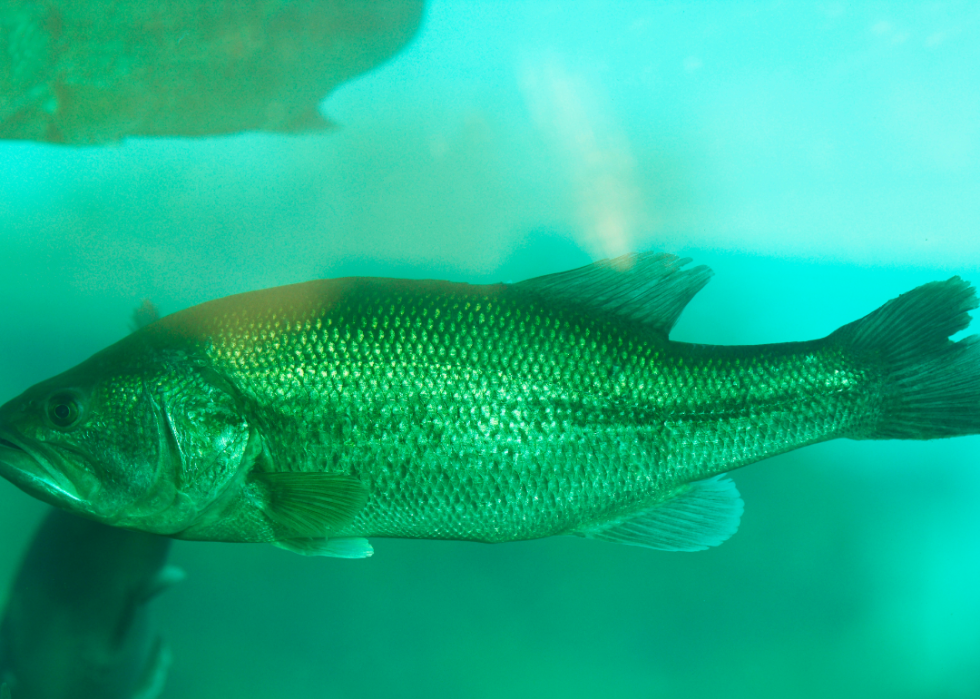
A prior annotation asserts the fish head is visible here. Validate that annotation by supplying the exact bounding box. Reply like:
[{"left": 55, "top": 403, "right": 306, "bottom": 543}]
[{"left": 0, "top": 340, "right": 252, "bottom": 536}]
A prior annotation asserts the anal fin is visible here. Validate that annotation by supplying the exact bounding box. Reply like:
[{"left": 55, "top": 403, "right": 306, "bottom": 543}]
[{"left": 575, "top": 475, "right": 744, "bottom": 552}]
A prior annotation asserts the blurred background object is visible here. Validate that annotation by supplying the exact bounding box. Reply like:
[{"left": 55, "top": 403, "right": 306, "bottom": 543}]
[
  {"left": 0, "top": 0, "right": 424, "bottom": 143},
  {"left": 0, "top": 508, "right": 181, "bottom": 699}
]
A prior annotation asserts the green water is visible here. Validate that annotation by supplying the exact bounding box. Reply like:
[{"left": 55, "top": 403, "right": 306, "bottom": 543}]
[{"left": 2, "top": 2, "right": 979, "bottom": 697}]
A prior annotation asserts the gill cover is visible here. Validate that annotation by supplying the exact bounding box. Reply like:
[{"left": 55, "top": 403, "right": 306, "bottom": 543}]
[{"left": 127, "top": 358, "right": 252, "bottom": 537}]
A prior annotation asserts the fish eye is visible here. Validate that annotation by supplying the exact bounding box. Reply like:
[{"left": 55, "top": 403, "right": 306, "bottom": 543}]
[{"left": 46, "top": 393, "right": 82, "bottom": 429}]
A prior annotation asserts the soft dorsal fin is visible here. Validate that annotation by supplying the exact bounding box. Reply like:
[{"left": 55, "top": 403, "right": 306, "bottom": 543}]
[
  {"left": 574, "top": 475, "right": 744, "bottom": 552},
  {"left": 515, "top": 252, "right": 713, "bottom": 337}
]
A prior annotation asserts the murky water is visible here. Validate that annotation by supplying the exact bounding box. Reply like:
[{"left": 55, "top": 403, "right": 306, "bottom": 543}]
[{"left": 2, "top": 2, "right": 979, "bottom": 697}]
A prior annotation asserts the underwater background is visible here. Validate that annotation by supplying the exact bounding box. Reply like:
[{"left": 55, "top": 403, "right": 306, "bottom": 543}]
[{"left": 2, "top": 1, "right": 979, "bottom": 697}]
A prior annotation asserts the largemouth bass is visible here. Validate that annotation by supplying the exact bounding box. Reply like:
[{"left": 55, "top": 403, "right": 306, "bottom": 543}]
[
  {"left": 0, "top": 509, "right": 180, "bottom": 699},
  {"left": 0, "top": 300, "right": 177, "bottom": 699},
  {"left": 0, "top": 253, "right": 977, "bottom": 557}
]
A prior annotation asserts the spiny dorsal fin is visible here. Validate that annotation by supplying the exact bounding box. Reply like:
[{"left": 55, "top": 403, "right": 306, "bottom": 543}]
[
  {"left": 574, "top": 475, "right": 744, "bottom": 552},
  {"left": 515, "top": 252, "right": 712, "bottom": 337},
  {"left": 130, "top": 299, "right": 161, "bottom": 332},
  {"left": 253, "top": 472, "right": 368, "bottom": 540}
]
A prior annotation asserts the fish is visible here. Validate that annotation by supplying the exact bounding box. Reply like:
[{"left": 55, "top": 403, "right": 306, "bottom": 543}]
[
  {"left": 0, "top": 299, "right": 179, "bottom": 699},
  {"left": 0, "top": 252, "right": 978, "bottom": 558},
  {"left": 0, "top": 508, "right": 182, "bottom": 699},
  {"left": 0, "top": 0, "right": 423, "bottom": 144}
]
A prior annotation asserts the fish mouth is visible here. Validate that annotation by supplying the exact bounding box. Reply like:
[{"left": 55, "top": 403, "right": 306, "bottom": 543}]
[{"left": 0, "top": 431, "right": 84, "bottom": 508}]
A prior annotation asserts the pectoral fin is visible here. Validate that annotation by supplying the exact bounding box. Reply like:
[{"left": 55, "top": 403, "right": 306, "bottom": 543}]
[
  {"left": 113, "top": 565, "right": 184, "bottom": 653},
  {"left": 132, "top": 636, "right": 172, "bottom": 699},
  {"left": 574, "top": 475, "right": 744, "bottom": 552},
  {"left": 253, "top": 472, "right": 368, "bottom": 540},
  {"left": 137, "top": 565, "right": 186, "bottom": 604}
]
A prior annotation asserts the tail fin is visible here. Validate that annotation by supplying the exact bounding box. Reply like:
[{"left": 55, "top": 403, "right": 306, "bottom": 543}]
[{"left": 832, "top": 277, "right": 980, "bottom": 439}]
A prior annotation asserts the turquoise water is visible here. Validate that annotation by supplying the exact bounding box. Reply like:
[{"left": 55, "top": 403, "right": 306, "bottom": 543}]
[{"left": 2, "top": 2, "right": 980, "bottom": 697}]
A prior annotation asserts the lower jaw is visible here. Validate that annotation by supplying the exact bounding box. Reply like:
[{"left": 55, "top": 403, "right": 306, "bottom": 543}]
[{"left": 0, "top": 447, "right": 83, "bottom": 511}]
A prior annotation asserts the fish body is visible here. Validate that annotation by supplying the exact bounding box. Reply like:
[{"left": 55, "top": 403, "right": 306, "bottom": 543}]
[
  {"left": 0, "top": 508, "right": 179, "bottom": 699},
  {"left": 0, "top": 253, "right": 978, "bottom": 556},
  {"left": 0, "top": 0, "right": 423, "bottom": 144}
]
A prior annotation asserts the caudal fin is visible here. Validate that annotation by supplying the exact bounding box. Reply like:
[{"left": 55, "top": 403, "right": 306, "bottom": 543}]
[{"left": 833, "top": 277, "right": 980, "bottom": 439}]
